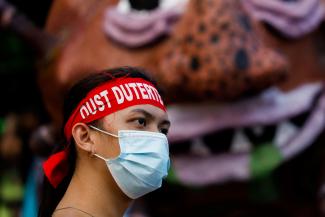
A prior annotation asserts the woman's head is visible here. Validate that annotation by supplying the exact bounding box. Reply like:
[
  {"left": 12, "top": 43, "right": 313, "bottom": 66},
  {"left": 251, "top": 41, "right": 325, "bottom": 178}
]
[
  {"left": 62, "top": 67, "right": 163, "bottom": 129},
  {"left": 42, "top": 66, "right": 170, "bottom": 200}
]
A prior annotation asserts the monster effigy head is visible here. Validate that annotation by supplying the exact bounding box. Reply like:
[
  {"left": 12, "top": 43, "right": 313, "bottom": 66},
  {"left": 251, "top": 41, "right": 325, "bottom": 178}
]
[{"left": 40, "top": 0, "right": 289, "bottom": 126}]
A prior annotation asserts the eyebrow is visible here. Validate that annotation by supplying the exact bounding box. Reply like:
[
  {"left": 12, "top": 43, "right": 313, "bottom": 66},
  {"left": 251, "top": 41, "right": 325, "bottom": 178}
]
[{"left": 130, "top": 109, "right": 171, "bottom": 126}]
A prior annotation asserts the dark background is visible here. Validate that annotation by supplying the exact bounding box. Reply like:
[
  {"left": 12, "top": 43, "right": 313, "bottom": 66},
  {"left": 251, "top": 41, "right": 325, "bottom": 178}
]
[{"left": 0, "top": 0, "right": 51, "bottom": 117}]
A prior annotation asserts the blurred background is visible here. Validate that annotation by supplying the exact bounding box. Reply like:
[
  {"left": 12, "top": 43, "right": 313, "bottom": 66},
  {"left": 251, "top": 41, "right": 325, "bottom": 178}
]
[
  {"left": 0, "top": 0, "right": 325, "bottom": 216},
  {"left": 0, "top": 0, "right": 51, "bottom": 216}
]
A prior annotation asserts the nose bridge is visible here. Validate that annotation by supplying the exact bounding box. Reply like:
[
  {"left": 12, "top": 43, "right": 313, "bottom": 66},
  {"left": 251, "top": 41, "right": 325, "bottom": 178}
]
[
  {"left": 148, "top": 123, "right": 161, "bottom": 133},
  {"left": 142, "top": 117, "right": 161, "bottom": 133}
]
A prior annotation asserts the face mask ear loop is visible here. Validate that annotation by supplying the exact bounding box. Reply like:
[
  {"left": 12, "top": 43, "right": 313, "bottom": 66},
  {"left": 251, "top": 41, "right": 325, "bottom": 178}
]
[
  {"left": 88, "top": 125, "right": 119, "bottom": 138},
  {"left": 94, "top": 153, "right": 108, "bottom": 161},
  {"left": 89, "top": 125, "right": 119, "bottom": 161}
]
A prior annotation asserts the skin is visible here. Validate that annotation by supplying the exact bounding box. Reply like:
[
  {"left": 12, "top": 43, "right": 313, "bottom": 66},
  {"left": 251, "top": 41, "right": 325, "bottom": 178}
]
[{"left": 53, "top": 104, "right": 170, "bottom": 217}]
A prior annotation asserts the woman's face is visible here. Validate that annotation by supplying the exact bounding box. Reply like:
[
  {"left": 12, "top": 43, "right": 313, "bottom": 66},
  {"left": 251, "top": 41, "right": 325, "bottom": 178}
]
[{"left": 92, "top": 104, "right": 170, "bottom": 159}]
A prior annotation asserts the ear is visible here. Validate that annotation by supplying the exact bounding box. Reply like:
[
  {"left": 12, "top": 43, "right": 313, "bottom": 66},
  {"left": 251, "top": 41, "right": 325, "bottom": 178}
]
[{"left": 72, "top": 123, "right": 95, "bottom": 153}]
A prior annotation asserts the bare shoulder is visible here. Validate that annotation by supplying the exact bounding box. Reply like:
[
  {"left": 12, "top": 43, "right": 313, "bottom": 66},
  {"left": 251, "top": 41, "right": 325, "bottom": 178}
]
[{"left": 52, "top": 207, "right": 93, "bottom": 217}]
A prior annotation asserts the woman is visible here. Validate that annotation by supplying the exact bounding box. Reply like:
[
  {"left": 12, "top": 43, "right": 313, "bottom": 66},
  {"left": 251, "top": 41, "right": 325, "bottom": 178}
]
[{"left": 38, "top": 67, "right": 171, "bottom": 217}]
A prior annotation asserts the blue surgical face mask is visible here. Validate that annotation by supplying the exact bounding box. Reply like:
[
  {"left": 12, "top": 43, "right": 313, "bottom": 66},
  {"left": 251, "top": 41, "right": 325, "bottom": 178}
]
[{"left": 88, "top": 125, "right": 170, "bottom": 199}]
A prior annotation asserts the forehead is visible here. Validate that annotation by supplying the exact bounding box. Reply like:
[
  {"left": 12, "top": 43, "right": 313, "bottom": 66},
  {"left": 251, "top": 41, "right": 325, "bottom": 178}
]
[{"left": 102, "top": 104, "right": 169, "bottom": 122}]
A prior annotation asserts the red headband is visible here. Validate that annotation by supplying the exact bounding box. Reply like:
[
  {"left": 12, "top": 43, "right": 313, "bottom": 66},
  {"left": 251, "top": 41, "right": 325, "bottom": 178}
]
[{"left": 43, "top": 77, "right": 166, "bottom": 188}]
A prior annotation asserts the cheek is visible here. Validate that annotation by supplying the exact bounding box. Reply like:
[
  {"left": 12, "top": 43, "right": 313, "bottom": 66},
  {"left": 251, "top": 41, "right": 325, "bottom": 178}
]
[
  {"left": 95, "top": 136, "right": 121, "bottom": 159},
  {"left": 99, "top": 114, "right": 126, "bottom": 158}
]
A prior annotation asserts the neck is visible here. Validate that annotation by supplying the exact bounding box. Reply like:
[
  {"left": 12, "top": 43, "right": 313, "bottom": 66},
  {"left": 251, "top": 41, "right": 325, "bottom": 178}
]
[{"left": 57, "top": 156, "right": 131, "bottom": 217}]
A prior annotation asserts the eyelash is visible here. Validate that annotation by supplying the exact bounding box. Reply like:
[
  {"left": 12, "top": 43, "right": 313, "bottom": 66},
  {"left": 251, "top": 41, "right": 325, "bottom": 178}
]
[
  {"left": 136, "top": 117, "right": 147, "bottom": 127},
  {"left": 128, "top": 117, "right": 147, "bottom": 129},
  {"left": 130, "top": 117, "right": 169, "bottom": 135}
]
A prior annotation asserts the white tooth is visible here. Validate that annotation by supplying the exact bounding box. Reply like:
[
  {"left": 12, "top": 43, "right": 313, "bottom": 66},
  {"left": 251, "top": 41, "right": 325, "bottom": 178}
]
[
  {"left": 161, "top": 0, "right": 189, "bottom": 11},
  {"left": 190, "top": 137, "right": 211, "bottom": 156},
  {"left": 117, "top": 0, "right": 132, "bottom": 13},
  {"left": 274, "top": 121, "right": 298, "bottom": 148},
  {"left": 231, "top": 129, "right": 252, "bottom": 153}
]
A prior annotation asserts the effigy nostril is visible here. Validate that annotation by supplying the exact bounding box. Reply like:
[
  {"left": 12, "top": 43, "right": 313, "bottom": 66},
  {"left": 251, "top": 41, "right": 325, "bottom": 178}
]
[{"left": 128, "top": 0, "right": 160, "bottom": 11}]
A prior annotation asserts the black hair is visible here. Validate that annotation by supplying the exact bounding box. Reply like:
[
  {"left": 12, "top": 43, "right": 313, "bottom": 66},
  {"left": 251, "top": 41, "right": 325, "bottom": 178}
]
[{"left": 38, "top": 66, "right": 161, "bottom": 217}]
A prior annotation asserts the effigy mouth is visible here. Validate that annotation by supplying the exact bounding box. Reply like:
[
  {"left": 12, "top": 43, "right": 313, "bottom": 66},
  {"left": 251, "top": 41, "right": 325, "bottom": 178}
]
[
  {"left": 165, "top": 82, "right": 325, "bottom": 186},
  {"left": 103, "top": 0, "right": 188, "bottom": 48}
]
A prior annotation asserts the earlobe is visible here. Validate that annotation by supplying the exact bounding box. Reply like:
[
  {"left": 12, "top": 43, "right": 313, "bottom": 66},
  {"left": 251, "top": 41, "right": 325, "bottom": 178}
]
[{"left": 72, "top": 123, "right": 94, "bottom": 153}]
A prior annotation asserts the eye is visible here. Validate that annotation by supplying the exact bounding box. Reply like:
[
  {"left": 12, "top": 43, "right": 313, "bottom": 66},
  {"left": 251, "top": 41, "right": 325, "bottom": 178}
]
[
  {"left": 129, "top": 0, "right": 160, "bottom": 11},
  {"left": 135, "top": 117, "right": 147, "bottom": 127},
  {"left": 160, "top": 128, "right": 169, "bottom": 135}
]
